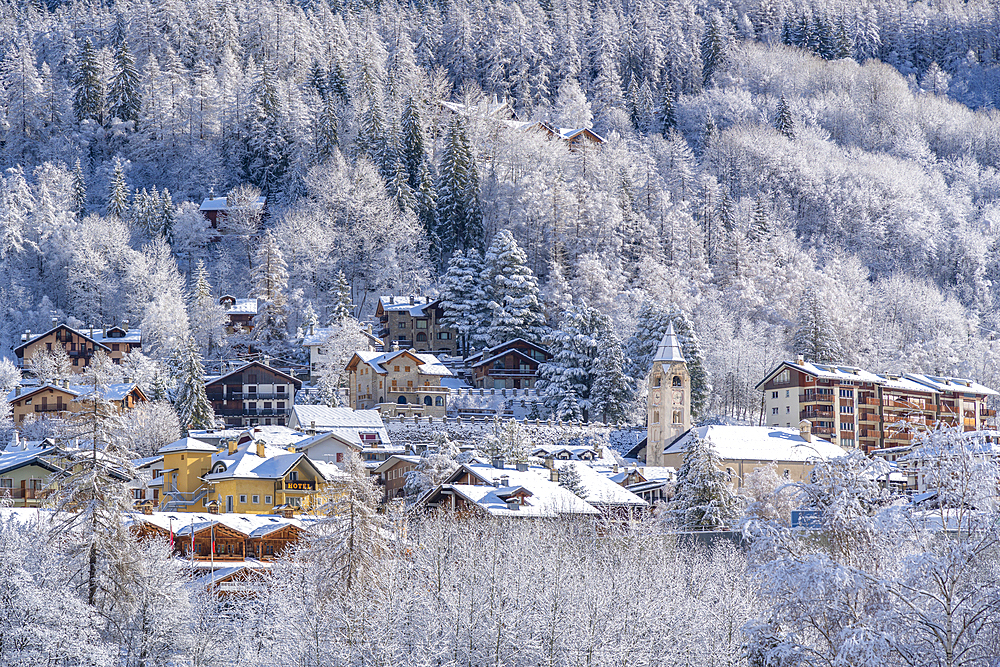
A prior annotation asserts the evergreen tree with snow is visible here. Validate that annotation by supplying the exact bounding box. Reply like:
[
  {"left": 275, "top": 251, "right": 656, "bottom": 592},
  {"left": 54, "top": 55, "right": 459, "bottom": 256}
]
[
  {"left": 242, "top": 62, "right": 292, "bottom": 193},
  {"left": 72, "top": 39, "right": 104, "bottom": 125},
  {"left": 435, "top": 117, "right": 484, "bottom": 263},
  {"left": 655, "top": 79, "right": 678, "bottom": 135},
  {"left": 793, "top": 288, "right": 842, "bottom": 363},
  {"left": 700, "top": 12, "right": 730, "bottom": 87},
  {"left": 330, "top": 270, "right": 354, "bottom": 322},
  {"left": 747, "top": 193, "right": 769, "bottom": 243},
  {"left": 72, "top": 158, "right": 87, "bottom": 214},
  {"left": 108, "top": 39, "right": 141, "bottom": 129},
  {"left": 173, "top": 337, "right": 214, "bottom": 432},
  {"left": 107, "top": 159, "right": 129, "bottom": 218},
  {"left": 590, "top": 330, "right": 633, "bottom": 424},
  {"left": 483, "top": 230, "right": 547, "bottom": 347},
  {"left": 665, "top": 437, "right": 739, "bottom": 529},
  {"left": 774, "top": 96, "right": 794, "bottom": 139},
  {"left": 251, "top": 230, "right": 290, "bottom": 344},
  {"left": 536, "top": 304, "right": 611, "bottom": 422},
  {"left": 188, "top": 260, "right": 227, "bottom": 357},
  {"left": 558, "top": 463, "right": 587, "bottom": 498},
  {"left": 439, "top": 250, "right": 491, "bottom": 356}
]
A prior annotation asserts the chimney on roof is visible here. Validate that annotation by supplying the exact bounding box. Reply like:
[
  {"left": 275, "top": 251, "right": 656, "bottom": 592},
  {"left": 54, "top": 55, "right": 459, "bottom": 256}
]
[
  {"left": 280, "top": 507, "right": 294, "bottom": 519},
  {"left": 308, "top": 420, "right": 316, "bottom": 436},
  {"left": 12, "top": 431, "right": 20, "bottom": 451},
  {"left": 141, "top": 500, "right": 153, "bottom": 515},
  {"left": 62, "top": 379, "right": 69, "bottom": 389},
  {"left": 392, "top": 341, "right": 400, "bottom": 352},
  {"left": 14, "top": 386, "right": 20, "bottom": 397},
  {"left": 410, "top": 296, "right": 415, "bottom": 305},
  {"left": 208, "top": 501, "right": 219, "bottom": 515},
  {"left": 798, "top": 419, "right": 812, "bottom": 443},
  {"left": 499, "top": 474, "right": 509, "bottom": 487},
  {"left": 389, "top": 296, "right": 394, "bottom": 304},
  {"left": 50, "top": 317, "right": 58, "bottom": 327},
  {"left": 506, "top": 499, "right": 520, "bottom": 511},
  {"left": 255, "top": 440, "right": 266, "bottom": 458},
  {"left": 23, "top": 329, "right": 30, "bottom": 342},
  {"left": 492, "top": 456, "right": 505, "bottom": 470},
  {"left": 543, "top": 456, "right": 554, "bottom": 470},
  {"left": 795, "top": 354, "right": 805, "bottom": 365},
  {"left": 228, "top": 439, "right": 238, "bottom": 455},
  {"left": 516, "top": 462, "right": 529, "bottom": 472},
  {"left": 549, "top": 468, "right": 560, "bottom": 483}
]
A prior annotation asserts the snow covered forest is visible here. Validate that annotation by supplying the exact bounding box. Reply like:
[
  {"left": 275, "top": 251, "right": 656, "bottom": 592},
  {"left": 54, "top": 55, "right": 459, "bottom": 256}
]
[{"left": 3, "top": 0, "right": 1000, "bottom": 422}]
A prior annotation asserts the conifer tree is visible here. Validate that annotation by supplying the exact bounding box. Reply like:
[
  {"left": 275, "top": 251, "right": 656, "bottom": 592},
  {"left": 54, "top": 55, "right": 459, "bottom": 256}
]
[
  {"left": 537, "top": 304, "right": 610, "bottom": 421},
  {"left": 590, "top": 330, "right": 633, "bottom": 424},
  {"left": 556, "top": 389, "right": 583, "bottom": 422},
  {"left": 243, "top": 62, "right": 291, "bottom": 192},
  {"left": 656, "top": 79, "right": 677, "bottom": 135},
  {"left": 160, "top": 188, "right": 174, "bottom": 239},
  {"left": 483, "top": 230, "right": 547, "bottom": 347},
  {"left": 72, "top": 158, "right": 87, "bottom": 215},
  {"left": 436, "top": 117, "right": 484, "bottom": 263},
  {"left": 314, "top": 96, "right": 339, "bottom": 163},
  {"left": 188, "top": 260, "right": 227, "bottom": 356},
  {"left": 774, "top": 95, "right": 795, "bottom": 139},
  {"left": 558, "top": 463, "right": 587, "bottom": 498},
  {"left": 700, "top": 12, "right": 729, "bottom": 87},
  {"left": 748, "top": 194, "right": 769, "bottom": 243},
  {"left": 108, "top": 39, "right": 141, "bottom": 129},
  {"left": 793, "top": 288, "right": 842, "bottom": 363},
  {"left": 251, "top": 230, "right": 290, "bottom": 344},
  {"left": 330, "top": 270, "right": 354, "bottom": 322},
  {"left": 73, "top": 39, "right": 104, "bottom": 125},
  {"left": 439, "top": 250, "right": 491, "bottom": 356},
  {"left": 173, "top": 337, "right": 215, "bottom": 431},
  {"left": 107, "top": 159, "right": 129, "bottom": 218},
  {"left": 666, "top": 437, "right": 739, "bottom": 529}
]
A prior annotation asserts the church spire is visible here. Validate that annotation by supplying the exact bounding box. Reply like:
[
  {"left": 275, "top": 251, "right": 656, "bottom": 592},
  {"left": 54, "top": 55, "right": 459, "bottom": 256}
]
[{"left": 652, "top": 322, "right": 685, "bottom": 363}]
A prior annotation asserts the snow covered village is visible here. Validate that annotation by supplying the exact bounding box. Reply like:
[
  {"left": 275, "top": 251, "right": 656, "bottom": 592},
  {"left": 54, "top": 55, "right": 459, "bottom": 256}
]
[{"left": 5, "top": 0, "right": 1000, "bottom": 663}]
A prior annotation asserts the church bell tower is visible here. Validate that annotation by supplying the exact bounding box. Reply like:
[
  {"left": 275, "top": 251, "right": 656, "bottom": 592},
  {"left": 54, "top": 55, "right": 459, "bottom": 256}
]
[{"left": 646, "top": 322, "right": 691, "bottom": 467}]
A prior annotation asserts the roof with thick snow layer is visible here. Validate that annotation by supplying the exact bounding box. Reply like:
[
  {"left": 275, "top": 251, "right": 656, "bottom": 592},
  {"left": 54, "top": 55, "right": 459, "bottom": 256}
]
[
  {"left": 199, "top": 196, "right": 265, "bottom": 212},
  {"left": 442, "top": 462, "right": 601, "bottom": 517},
  {"left": 158, "top": 437, "right": 218, "bottom": 454},
  {"left": 534, "top": 461, "right": 648, "bottom": 507},
  {"left": 353, "top": 349, "right": 452, "bottom": 377},
  {"left": 664, "top": 425, "right": 846, "bottom": 463},
  {"left": 204, "top": 441, "right": 321, "bottom": 482},
  {"left": 904, "top": 373, "right": 998, "bottom": 397},
  {"left": 289, "top": 406, "right": 389, "bottom": 443}
]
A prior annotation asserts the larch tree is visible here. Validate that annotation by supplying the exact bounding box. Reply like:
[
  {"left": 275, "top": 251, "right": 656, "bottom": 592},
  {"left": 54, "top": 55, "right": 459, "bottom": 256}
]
[
  {"left": 250, "top": 230, "right": 289, "bottom": 345},
  {"left": 483, "top": 230, "right": 547, "bottom": 347}
]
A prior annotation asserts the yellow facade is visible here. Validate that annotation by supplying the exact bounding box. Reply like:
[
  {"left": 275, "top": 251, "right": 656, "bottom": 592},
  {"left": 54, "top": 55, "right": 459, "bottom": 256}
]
[{"left": 660, "top": 452, "right": 815, "bottom": 488}]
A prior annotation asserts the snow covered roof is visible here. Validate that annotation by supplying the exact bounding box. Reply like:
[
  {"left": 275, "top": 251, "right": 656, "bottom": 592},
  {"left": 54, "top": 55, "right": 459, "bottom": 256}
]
[
  {"left": 204, "top": 441, "right": 324, "bottom": 482},
  {"left": 0, "top": 449, "right": 65, "bottom": 477},
  {"left": 199, "top": 196, "right": 266, "bottom": 212},
  {"left": 204, "top": 361, "right": 302, "bottom": 388},
  {"left": 290, "top": 407, "right": 390, "bottom": 447},
  {"left": 904, "top": 373, "right": 998, "bottom": 397},
  {"left": 440, "top": 377, "right": 473, "bottom": 390},
  {"left": 132, "top": 455, "right": 164, "bottom": 469},
  {"left": 14, "top": 324, "right": 108, "bottom": 353},
  {"left": 471, "top": 347, "right": 542, "bottom": 369},
  {"left": 372, "top": 454, "right": 422, "bottom": 475},
  {"left": 6, "top": 382, "right": 143, "bottom": 403},
  {"left": 128, "top": 511, "right": 316, "bottom": 537},
  {"left": 87, "top": 327, "right": 142, "bottom": 344},
  {"left": 441, "top": 463, "right": 602, "bottom": 517},
  {"left": 377, "top": 295, "right": 434, "bottom": 313},
  {"left": 351, "top": 349, "right": 452, "bottom": 377},
  {"left": 158, "top": 437, "right": 218, "bottom": 454},
  {"left": 664, "top": 425, "right": 846, "bottom": 463},
  {"left": 219, "top": 297, "right": 258, "bottom": 316},
  {"left": 652, "top": 322, "right": 685, "bottom": 363},
  {"left": 236, "top": 426, "right": 309, "bottom": 448},
  {"left": 534, "top": 461, "right": 648, "bottom": 508}
]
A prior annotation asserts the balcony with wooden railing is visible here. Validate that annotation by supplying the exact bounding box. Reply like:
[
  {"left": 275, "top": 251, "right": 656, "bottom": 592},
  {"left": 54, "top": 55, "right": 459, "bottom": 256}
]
[
  {"left": 982, "top": 408, "right": 997, "bottom": 417},
  {"left": 882, "top": 398, "right": 933, "bottom": 412},
  {"left": 800, "top": 392, "right": 835, "bottom": 404},
  {"left": 801, "top": 408, "right": 834, "bottom": 420},
  {"left": 858, "top": 411, "right": 880, "bottom": 423}
]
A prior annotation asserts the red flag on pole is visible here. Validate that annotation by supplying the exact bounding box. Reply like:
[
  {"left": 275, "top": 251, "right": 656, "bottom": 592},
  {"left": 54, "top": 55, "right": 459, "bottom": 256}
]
[
  {"left": 169, "top": 519, "right": 174, "bottom": 548},
  {"left": 211, "top": 523, "right": 215, "bottom": 554}
]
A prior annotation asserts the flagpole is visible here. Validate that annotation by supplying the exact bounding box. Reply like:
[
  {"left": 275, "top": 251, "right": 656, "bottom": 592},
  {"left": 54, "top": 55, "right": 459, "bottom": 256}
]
[{"left": 210, "top": 522, "right": 215, "bottom": 588}]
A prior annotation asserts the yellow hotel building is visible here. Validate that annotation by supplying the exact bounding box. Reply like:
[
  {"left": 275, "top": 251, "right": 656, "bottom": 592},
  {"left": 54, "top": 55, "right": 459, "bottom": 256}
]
[{"left": 152, "top": 436, "right": 329, "bottom": 514}]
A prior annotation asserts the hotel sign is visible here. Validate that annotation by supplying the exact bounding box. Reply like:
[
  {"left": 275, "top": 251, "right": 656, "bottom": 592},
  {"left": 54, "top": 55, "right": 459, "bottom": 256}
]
[{"left": 285, "top": 480, "right": 315, "bottom": 491}]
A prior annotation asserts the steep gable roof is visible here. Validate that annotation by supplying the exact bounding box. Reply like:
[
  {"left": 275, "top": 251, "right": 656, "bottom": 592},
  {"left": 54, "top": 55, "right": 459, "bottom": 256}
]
[{"left": 204, "top": 361, "right": 302, "bottom": 388}]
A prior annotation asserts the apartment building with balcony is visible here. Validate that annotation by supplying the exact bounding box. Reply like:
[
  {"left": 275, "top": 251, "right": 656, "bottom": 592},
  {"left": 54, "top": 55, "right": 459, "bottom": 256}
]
[
  {"left": 467, "top": 339, "right": 552, "bottom": 389},
  {"left": 374, "top": 295, "right": 458, "bottom": 357},
  {"left": 6, "top": 380, "right": 147, "bottom": 425},
  {"left": 204, "top": 361, "right": 302, "bottom": 428},
  {"left": 14, "top": 323, "right": 142, "bottom": 373},
  {"left": 345, "top": 349, "right": 452, "bottom": 418},
  {"left": 757, "top": 357, "right": 997, "bottom": 453}
]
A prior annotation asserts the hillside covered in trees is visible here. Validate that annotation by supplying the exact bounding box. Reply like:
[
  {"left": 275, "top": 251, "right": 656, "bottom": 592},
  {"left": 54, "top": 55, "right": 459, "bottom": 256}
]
[{"left": 2, "top": 0, "right": 1000, "bottom": 423}]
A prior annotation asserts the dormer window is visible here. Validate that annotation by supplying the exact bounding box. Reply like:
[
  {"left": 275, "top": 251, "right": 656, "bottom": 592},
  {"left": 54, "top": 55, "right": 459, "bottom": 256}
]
[{"left": 212, "top": 463, "right": 226, "bottom": 474}]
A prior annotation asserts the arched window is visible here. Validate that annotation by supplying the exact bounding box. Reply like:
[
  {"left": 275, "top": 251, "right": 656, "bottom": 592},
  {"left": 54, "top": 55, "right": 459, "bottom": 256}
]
[
  {"left": 672, "top": 410, "right": 682, "bottom": 424},
  {"left": 654, "top": 375, "right": 661, "bottom": 387},
  {"left": 653, "top": 411, "right": 660, "bottom": 424},
  {"left": 672, "top": 375, "right": 682, "bottom": 387},
  {"left": 423, "top": 396, "right": 432, "bottom": 406},
  {"left": 397, "top": 396, "right": 407, "bottom": 404},
  {"left": 416, "top": 332, "right": 427, "bottom": 342},
  {"left": 435, "top": 396, "right": 444, "bottom": 406}
]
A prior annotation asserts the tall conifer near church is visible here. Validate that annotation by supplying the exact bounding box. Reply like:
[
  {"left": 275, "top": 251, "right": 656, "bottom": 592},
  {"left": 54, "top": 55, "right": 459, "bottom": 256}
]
[{"left": 483, "top": 230, "right": 547, "bottom": 347}]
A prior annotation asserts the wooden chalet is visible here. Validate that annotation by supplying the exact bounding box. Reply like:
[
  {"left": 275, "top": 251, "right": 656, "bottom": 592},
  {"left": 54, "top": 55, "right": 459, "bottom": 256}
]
[
  {"left": 14, "top": 323, "right": 141, "bottom": 373},
  {"left": 468, "top": 339, "right": 552, "bottom": 390},
  {"left": 205, "top": 361, "right": 302, "bottom": 428}
]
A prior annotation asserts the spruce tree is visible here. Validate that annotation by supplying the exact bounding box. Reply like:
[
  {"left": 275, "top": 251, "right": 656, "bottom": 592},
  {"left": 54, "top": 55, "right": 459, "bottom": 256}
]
[
  {"left": 590, "top": 330, "right": 633, "bottom": 424},
  {"left": 483, "top": 230, "right": 547, "bottom": 347},
  {"left": 72, "top": 158, "right": 87, "bottom": 215},
  {"left": 243, "top": 62, "right": 291, "bottom": 192},
  {"left": 107, "top": 159, "right": 129, "bottom": 218},
  {"left": 700, "top": 12, "right": 729, "bottom": 87},
  {"left": 108, "top": 39, "right": 141, "bottom": 128},
  {"left": 558, "top": 463, "right": 587, "bottom": 498},
  {"left": 72, "top": 38, "right": 104, "bottom": 125},
  {"left": 251, "top": 230, "right": 290, "bottom": 344},
  {"left": 188, "top": 260, "right": 227, "bottom": 356},
  {"left": 774, "top": 95, "right": 795, "bottom": 139},
  {"left": 536, "top": 304, "right": 611, "bottom": 422},
  {"left": 160, "top": 188, "right": 174, "bottom": 239},
  {"left": 173, "top": 337, "right": 215, "bottom": 432},
  {"left": 436, "top": 117, "right": 484, "bottom": 263},
  {"left": 439, "top": 250, "right": 491, "bottom": 356},
  {"left": 656, "top": 79, "right": 677, "bottom": 135},
  {"left": 748, "top": 194, "right": 769, "bottom": 243},
  {"left": 666, "top": 437, "right": 739, "bottom": 529},
  {"left": 793, "top": 288, "right": 841, "bottom": 363},
  {"left": 330, "top": 270, "right": 354, "bottom": 322}
]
